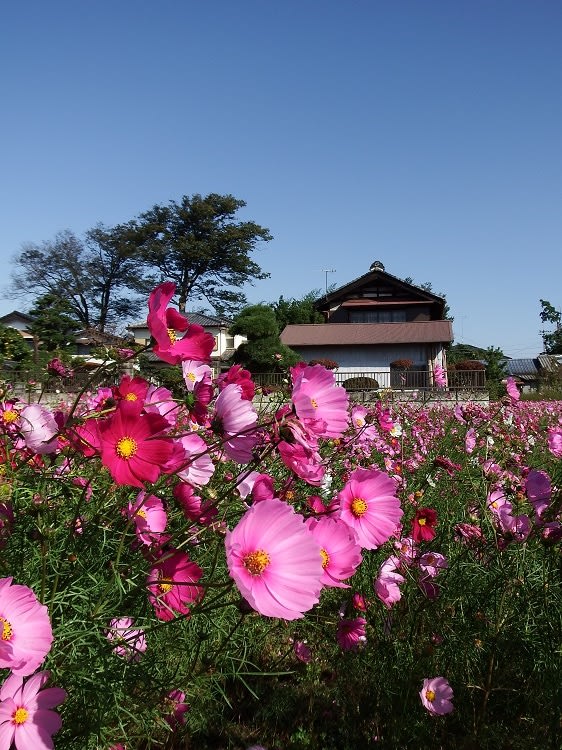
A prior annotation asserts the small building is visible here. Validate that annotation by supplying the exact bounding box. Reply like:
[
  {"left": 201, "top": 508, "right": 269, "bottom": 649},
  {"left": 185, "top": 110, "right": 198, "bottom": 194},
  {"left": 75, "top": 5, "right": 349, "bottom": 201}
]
[
  {"left": 504, "top": 355, "right": 562, "bottom": 393},
  {"left": 128, "top": 312, "right": 246, "bottom": 375},
  {"left": 0, "top": 311, "right": 35, "bottom": 348},
  {"left": 280, "top": 262, "right": 453, "bottom": 390}
]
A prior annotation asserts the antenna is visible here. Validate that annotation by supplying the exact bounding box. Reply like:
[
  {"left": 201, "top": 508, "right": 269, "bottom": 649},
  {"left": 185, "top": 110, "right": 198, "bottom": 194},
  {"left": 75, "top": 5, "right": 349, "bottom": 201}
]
[{"left": 321, "top": 269, "right": 336, "bottom": 295}]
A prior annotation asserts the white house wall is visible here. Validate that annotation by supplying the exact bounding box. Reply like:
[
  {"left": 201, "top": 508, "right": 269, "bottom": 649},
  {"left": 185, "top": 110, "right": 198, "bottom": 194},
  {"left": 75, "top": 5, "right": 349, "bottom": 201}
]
[{"left": 292, "top": 344, "right": 434, "bottom": 370}]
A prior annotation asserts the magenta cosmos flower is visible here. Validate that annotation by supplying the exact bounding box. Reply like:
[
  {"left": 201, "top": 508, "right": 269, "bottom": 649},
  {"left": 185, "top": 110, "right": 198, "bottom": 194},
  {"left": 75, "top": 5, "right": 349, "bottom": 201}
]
[
  {"left": 0, "top": 578, "right": 53, "bottom": 677},
  {"left": 547, "top": 426, "right": 562, "bottom": 458},
  {"left": 225, "top": 498, "right": 323, "bottom": 620},
  {"left": 127, "top": 492, "right": 168, "bottom": 547},
  {"left": 336, "top": 617, "right": 367, "bottom": 651},
  {"left": 291, "top": 364, "right": 349, "bottom": 439},
  {"left": 212, "top": 383, "right": 259, "bottom": 463},
  {"left": 106, "top": 618, "right": 147, "bottom": 662},
  {"left": 374, "top": 555, "right": 405, "bottom": 608},
  {"left": 419, "top": 676, "right": 454, "bottom": 715},
  {"left": 147, "top": 282, "right": 215, "bottom": 365},
  {"left": 147, "top": 550, "right": 204, "bottom": 621},
  {"left": 411, "top": 507, "right": 438, "bottom": 543},
  {"left": 97, "top": 403, "right": 174, "bottom": 488},
  {"left": 0, "top": 670, "right": 66, "bottom": 750},
  {"left": 337, "top": 468, "right": 403, "bottom": 550},
  {"left": 305, "top": 516, "right": 362, "bottom": 589}
]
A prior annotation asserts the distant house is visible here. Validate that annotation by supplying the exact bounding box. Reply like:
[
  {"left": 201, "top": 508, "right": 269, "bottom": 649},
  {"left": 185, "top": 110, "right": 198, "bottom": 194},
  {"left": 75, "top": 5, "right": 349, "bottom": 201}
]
[
  {"left": 128, "top": 312, "right": 247, "bottom": 374},
  {"left": 280, "top": 261, "right": 453, "bottom": 389},
  {"left": 504, "top": 355, "right": 562, "bottom": 393},
  {"left": 0, "top": 311, "right": 35, "bottom": 349}
]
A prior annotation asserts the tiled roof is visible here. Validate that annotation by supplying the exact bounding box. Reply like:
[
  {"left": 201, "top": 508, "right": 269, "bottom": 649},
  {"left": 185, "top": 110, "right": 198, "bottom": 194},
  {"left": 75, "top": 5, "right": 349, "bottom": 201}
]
[
  {"left": 129, "top": 312, "right": 232, "bottom": 329},
  {"left": 504, "top": 359, "right": 539, "bottom": 377},
  {"left": 280, "top": 321, "right": 453, "bottom": 346}
]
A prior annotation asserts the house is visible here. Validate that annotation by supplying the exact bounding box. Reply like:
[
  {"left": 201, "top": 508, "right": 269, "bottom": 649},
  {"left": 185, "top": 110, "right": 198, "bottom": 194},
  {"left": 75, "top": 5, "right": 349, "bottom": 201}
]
[
  {"left": 0, "top": 311, "right": 35, "bottom": 348},
  {"left": 280, "top": 261, "right": 453, "bottom": 389},
  {"left": 504, "top": 355, "right": 562, "bottom": 393},
  {"left": 128, "top": 312, "right": 246, "bottom": 375}
]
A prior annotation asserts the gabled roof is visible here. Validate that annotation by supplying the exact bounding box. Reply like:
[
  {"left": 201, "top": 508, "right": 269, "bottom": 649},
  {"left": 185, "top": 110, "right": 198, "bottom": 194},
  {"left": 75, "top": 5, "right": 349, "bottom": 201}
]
[
  {"left": 281, "top": 320, "right": 453, "bottom": 346},
  {"left": 0, "top": 311, "right": 35, "bottom": 325},
  {"left": 128, "top": 312, "right": 232, "bottom": 329},
  {"left": 317, "top": 265, "right": 446, "bottom": 310}
]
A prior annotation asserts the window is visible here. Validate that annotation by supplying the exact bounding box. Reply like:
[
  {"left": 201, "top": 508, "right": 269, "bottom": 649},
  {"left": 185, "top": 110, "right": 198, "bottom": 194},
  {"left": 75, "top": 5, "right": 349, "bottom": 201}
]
[{"left": 349, "top": 310, "right": 406, "bottom": 323}]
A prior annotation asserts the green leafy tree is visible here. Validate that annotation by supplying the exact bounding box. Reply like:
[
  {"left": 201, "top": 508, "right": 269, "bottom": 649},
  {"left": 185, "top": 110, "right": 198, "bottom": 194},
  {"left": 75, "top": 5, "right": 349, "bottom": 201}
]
[
  {"left": 10, "top": 227, "right": 146, "bottom": 332},
  {"left": 130, "top": 193, "right": 272, "bottom": 316},
  {"left": 27, "top": 293, "right": 80, "bottom": 352},
  {"left": 0, "top": 324, "right": 32, "bottom": 364},
  {"left": 230, "top": 305, "right": 300, "bottom": 373},
  {"left": 272, "top": 290, "right": 325, "bottom": 331},
  {"left": 539, "top": 299, "right": 562, "bottom": 354}
]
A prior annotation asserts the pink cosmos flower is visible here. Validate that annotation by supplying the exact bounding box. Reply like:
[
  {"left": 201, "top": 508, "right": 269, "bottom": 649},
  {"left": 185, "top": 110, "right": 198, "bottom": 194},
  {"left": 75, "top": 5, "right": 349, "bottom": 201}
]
[
  {"left": 147, "top": 282, "right": 215, "bottom": 365},
  {"left": 97, "top": 404, "right": 174, "bottom": 488},
  {"left": 0, "top": 670, "right": 66, "bottom": 750},
  {"left": 106, "top": 618, "right": 147, "bottom": 662},
  {"left": 352, "top": 593, "right": 369, "bottom": 611},
  {"left": 526, "top": 469, "right": 551, "bottom": 519},
  {"left": 293, "top": 640, "right": 312, "bottom": 663},
  {"left": 147, "top": 550, "right": 204, "bottom": 621},
  {"left": 217, "top": 364, "right": 255, "bottom": 401},
  {"left": 144, "top": 385, "right": 180, "bottom": 427},
  {"left": 497, "top": 508, "right": 531, "bottom": 543},
  {"left": 419, "top": 552, "right": 448, "bottom": 578},
  {"left": 0, "top": 578, "right": 53, "bottom": 676},
  {"left": 419, "top": 676, "right": 454, "bottom": 715},
  {"left": 182, "top": 360, "right": 214, "bottom": 423},
  {"left": 19, "top": 404, "right": 59, "bottom": 455},
  {"left": 225, "top": 498, "right": 323, "bottom": 620},
  {"left": 547, "top": 427, "right": 562, "bottom": 458},
  {"left": 236, "top": 471, "right": 275, "bottom": 503},
  {"left": 85, "top": 386, "right": 114, "bottom": 413},
  {"left": 163, "top": 689, "right": 189, "bottom": 728},
  {"left": 374, "top": 556, "right": 405, "bottom": 608},
  {"left": 291, "top": 364, "right": 349, "bottom": 438},
  {"left": 113, "top": 375, "right": 149, "bottom": 407},
  {"left": 337, "top": 468, "right": 403, "bottom": 550},
  {"left": 506, "top": 377, "right": 520, "bottom": 401},
  {"left": 213, "top": 384, "right": 259, "bottom": 463},
  {"left": 433, "top": 363, "right": 446, "bottom": 387},
  {"left": 305, "top": 517, "right": 362, "bottom": 589},
  {"left": 336, "top": 617, "right": 367, "bottom": 651},
  {"left": 174, "top": 433, "right": 215, "bottom": 487},
  {"left": 278, "top": 441, "right": 325, "bottom": 486},
  {"left": 486, "top": 490, "right": 511, "bottom": 517},
  {"left": 465, "top": 427, "right": 476, "bottom": 454},
  {"left": 173, "top": 483, "right": 218, "bottom": 526},
  {"left": 127, "top": 492, "right": 168, "bottom": 547}
]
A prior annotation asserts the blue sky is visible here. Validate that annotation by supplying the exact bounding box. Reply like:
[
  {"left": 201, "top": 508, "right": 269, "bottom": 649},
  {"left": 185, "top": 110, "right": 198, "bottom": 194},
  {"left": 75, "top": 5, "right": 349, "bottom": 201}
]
[{"left": 1, "top": 1, "right": 561, "bottom": 357}]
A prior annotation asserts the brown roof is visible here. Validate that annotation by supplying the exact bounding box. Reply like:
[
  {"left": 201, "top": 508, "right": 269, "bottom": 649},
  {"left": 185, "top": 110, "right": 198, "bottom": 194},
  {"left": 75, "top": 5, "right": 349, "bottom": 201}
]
[{"left": 281, "top": 321, "right": 453, "bottom": 346}]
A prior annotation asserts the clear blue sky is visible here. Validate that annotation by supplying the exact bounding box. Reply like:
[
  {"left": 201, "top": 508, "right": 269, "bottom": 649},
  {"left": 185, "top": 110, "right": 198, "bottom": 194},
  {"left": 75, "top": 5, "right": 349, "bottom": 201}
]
[{"left": 1, "top": 1, "right": 561, "bottom": 357}]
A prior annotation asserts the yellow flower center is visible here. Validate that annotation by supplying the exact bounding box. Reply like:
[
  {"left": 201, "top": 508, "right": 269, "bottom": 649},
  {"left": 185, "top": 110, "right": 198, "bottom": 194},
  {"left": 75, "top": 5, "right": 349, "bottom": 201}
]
[
  {"left": 425, "top": 554, "right": 435, "bottom": 565},
  {"left": 116, "top": 437, "right": 138, "bottom": 459},
  {"left": 351, "top": 498, "right": 368, "bottom": 517},
  {"left": 355, "top": 418, "right": 364, "bottom": 427},
  {"left": 2, "top": 410, "right": 18, "bottom": 424},
  {"left": 159, "top": 580, "right": 173, "bottom": 594},
  {"left": 320, "top": 549, "right": 329, "bottom": 569},
  {"left": 310, "top": 398, "right": 318, "bottom": 408},
  {"left": 12, "top": 707, "right": 28, "bottom": 725},
  {"left": 418, "top": 517, "right": 427, "bottom": 526},
  {"left": 124, "top": 393, "right": 138, "bottom": 401},
  {"left": 167, "top": 328, "right": 177, "bottom": 343},
  {"left": 243, "top": 549, "right": 270, "bottom": 576},
  {"left": 425, "top": 689, "right": 436, "bottom": 702},
  {"left": 136, "top": 509, "right": 147, "bottom": 519},
  {"left": 186, "top": 371, "right": 196, "bottom": 382},
  {"left": 0, "top": 616, "right": 12, "bottom": 641},
  {"left": 285, "top": 490, "right": 295, "bottom": 501}
]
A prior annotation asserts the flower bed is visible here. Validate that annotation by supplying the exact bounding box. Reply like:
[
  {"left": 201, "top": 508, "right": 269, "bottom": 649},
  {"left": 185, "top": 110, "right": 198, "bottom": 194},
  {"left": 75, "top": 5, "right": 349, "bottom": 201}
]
[{"left": 0, "top": 286, "right": 561, "bottom": 749}]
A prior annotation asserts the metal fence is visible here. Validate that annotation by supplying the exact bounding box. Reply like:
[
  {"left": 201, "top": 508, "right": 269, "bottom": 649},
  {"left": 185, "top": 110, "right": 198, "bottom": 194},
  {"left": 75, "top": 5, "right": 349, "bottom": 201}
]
[{"left": 253, "top": 369, "right": 487, "bottom": 392}]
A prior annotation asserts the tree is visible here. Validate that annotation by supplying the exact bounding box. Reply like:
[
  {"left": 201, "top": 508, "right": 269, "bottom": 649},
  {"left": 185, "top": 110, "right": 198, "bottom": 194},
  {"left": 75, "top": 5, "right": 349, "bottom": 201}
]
[
  {"left": 129, "top": 193, "right": 272, "bottom": 316},
  {"left": 0, "top": 325, "right": 32, "bottom": 364},
  {"left": 27, "top": 293, "right": 80, "bottom": 351},
  {"left": 272, "top": 290, "right": 325, "bottom": 331},
  {"left": 230, "top": 305, "right": 300, "bottom": 373},
  {"left": 10, "top": 227, "right": 146, "bottom": 332},
  {"left": 539, "top": 299, "right": 562, "bottom": 354}
]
